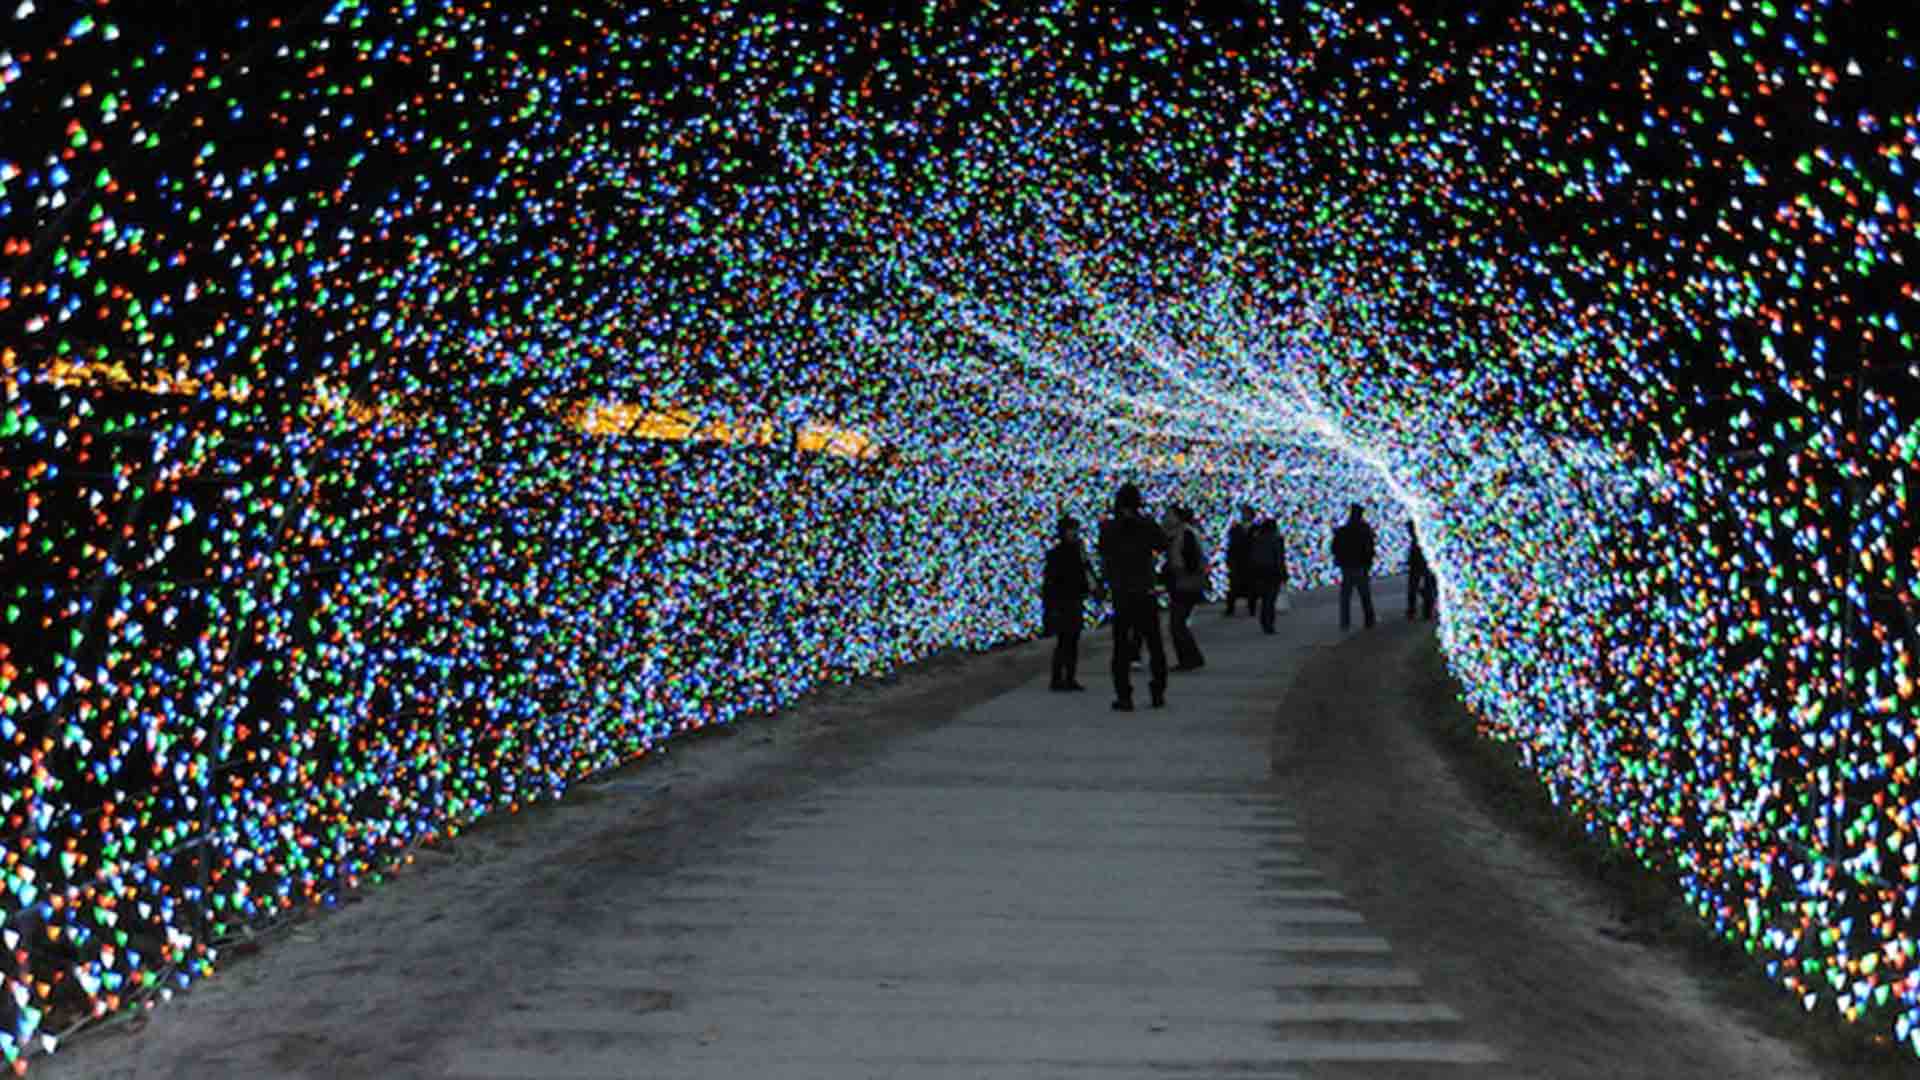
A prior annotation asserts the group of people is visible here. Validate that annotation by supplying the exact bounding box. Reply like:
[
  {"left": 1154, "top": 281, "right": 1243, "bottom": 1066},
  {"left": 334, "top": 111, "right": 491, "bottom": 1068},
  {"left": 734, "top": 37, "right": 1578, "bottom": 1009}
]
[
  {"left": 1039, "top": 484, "right": 1187, "bottom": 708},
  {"left": 1326, "top": 502, "right": 1438, "bottom": 631},
  {"left": 1220, "top": 505, "right": 1292, "bottom": 633},
  {"left": 1041, "top": 486, "right": 1440, "bottom": 712}
]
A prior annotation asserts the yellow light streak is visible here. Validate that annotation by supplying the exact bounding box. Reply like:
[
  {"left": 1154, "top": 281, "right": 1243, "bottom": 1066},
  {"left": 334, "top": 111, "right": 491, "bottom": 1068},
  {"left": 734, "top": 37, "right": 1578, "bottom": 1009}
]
[{"left": 0, "top": 350, "right": 884, "bottom": 462}]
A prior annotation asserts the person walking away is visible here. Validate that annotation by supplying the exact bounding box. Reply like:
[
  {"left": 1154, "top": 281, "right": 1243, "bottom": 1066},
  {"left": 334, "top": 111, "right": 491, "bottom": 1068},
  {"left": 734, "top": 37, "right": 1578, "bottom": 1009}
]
[
  {"left": 1042, "top": 516, "right": 1098, "bottom": 691},
  {"left": 1166, "top": 505, "right": 1208, "bottom": 671},
  {"left": 1248, "top": 518, "right": 1288, "bottom": 633},
  {"left": 1223, "top": 505, "right": 1255, "bottom": 616},
  {"left": 1331, "top": 503, "right": 1377, "bottom": 631},
  {"left": 1098, "top": 484, "right": 1169, "bottom": 710},
  {"left": 1406, "top": 524, "right": 1437, "bottom": 621}
]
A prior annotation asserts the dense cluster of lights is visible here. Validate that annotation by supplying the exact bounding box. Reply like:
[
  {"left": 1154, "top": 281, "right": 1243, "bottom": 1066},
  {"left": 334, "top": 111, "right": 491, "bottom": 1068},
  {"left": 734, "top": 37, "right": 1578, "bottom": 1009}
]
[{"left": 0, "top": 0, "right": 1912, "bottom": 1068}]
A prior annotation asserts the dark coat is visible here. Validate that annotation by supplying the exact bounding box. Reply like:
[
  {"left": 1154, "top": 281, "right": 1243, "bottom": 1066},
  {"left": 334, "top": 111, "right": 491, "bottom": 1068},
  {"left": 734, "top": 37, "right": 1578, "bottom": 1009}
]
[
  {"left": 1248, "top": 527, "right": 1286, "bottom": 583},
  {"left": 1331, "top": 519, "right": 1376, "bottom": 572},
  {"left": 1408, "top": 539, "right": 1429, "bottom": 577},
  {"left": 1225, "top": 521, "right": 1253, "bottom": 589},
  {"left": 1098, "top": 511, "right": 1167, "bottom": 600},
  {"left": 1042, "top": 540, "right": 1093, "bottom": 635}
]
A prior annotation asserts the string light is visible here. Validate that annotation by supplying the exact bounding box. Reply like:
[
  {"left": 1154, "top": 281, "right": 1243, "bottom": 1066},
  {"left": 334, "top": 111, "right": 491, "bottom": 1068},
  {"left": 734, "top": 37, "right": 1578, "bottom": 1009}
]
[{"left": 0, "top": 0, "right": 1913, "bottom": 1068}]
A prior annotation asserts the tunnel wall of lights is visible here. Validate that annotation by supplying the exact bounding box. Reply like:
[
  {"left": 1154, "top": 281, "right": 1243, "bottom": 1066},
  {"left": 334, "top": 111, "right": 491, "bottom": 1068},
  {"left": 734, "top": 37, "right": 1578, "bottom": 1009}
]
[{"left": 0, "top": 0, "right": 1915, "bottom": 1066}]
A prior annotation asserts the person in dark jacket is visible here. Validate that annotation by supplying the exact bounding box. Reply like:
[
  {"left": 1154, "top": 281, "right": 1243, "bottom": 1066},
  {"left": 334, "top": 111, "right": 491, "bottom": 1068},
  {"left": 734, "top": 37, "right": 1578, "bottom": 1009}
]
[
  {"left": 1098, "top": 483, "right": 1169, "bottom": 711},
  {"left": 1330, "top": 503, "right": 1377, "bottom": 631},
  {"left": 1406, "top": 524, "right": 1437, "bottom": 621},
  {"left": 1247, "top": 518, "right": 1288, "bottom": 633},
  {"left": 1164, "top": 504, "right": 1207, "bottom": 671},
  {"left": 1222, "top": 505, "right": 1255, "bottom": 616},
  {"left": 1042, "top": 516, "right": 1098, "bottom": 691}
]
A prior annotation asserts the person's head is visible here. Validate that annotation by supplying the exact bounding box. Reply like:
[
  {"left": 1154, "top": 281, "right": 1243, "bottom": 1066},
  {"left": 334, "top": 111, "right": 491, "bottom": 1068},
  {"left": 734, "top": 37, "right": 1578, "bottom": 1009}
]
[
  {"left": 1114, "top": 483, "right": 1142, "bottom": 514},
  {"left": 1238, "top": 504, "right": 1254, "bottom": 522},
  {"left": 1176, "top": 504, "right": 1195, "bottom": 525},
  {"left": 1348, "top": 502, "right": 1365, "bottom": 522},
  {"left": 1057, "top": 515, "right": 1079, "bottom": 541}
]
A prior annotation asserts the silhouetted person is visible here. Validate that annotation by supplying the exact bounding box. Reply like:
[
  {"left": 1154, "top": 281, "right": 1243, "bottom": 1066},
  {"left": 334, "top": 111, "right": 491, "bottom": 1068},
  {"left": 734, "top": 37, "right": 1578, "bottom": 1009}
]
[
  {"left": 1222, "top": 505, "right": 1255, "bottom": 616},
  {"left": 1406, "top": 524, "right": 1437, "bottom": 621},
  {"left": 1331, "top": 503, "right": 1377, "bottom": 631},
  {"left": 1043, "top": 516, "right": 1098, "bottom": 691},
  {"left": 1098, "top": 483, "right": 1169, "bottom": 710},
  {"left": 1165, "top": 504, "right": 1208, "bottom": 671},
  {"left": 1248, "top": 518, "right": 1288, "bottom": 633}
]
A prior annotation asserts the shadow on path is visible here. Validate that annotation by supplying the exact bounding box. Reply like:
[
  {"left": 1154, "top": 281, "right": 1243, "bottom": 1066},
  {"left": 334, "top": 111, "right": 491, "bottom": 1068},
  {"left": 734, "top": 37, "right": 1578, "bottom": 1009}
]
[
  {"left": 1274, "top": 614, "right": 1817, "bottom": 1079},
  {"left": 46, "top": 586, "right": 1823, "bottom": 1079}
]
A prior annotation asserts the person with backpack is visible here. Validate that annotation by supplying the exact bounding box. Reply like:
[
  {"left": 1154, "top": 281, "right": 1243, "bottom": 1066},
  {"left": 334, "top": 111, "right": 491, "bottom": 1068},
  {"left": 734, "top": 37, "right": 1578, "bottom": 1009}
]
[
  {"left": 1331, "top": 502, "right": 1377, "bottom": 631},
  {"left": 1165, "top": 504, "right": 1208, "bottom": 671},
  {"left": 1042, "top": 515, "right": 1099, "bottom": 691},
  {"left": 1098, "top": 483, "right": 1169, "bottom": 710},
  {"left": 1247, "top": 517, "right": 1288, "bottom": 634}
]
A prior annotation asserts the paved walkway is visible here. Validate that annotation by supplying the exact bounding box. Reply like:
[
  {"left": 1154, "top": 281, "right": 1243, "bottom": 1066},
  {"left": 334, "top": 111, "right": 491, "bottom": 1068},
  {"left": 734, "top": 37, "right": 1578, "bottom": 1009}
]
[{"left": 443, "top": 590, "right": 1501, "bottom": 1079}]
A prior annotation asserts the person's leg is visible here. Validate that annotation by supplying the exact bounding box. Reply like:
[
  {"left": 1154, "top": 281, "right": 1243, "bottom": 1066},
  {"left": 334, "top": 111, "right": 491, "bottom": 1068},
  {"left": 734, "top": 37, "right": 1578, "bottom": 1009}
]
[
  {"left": 1168, "top": 596, "right": 1187, "bottom": 664},
  {"left": 1110, "top": 600, "right": 1139, "bottom": 707},
  {"left": 1258, "top": 578, "right": 1276, "bottom": 633},
  {"left": 1186, "top": 594, "right": 1205, "bottom": 665},
  {"left": 1422, "top": 574, "right": 1438, "bottom": 620},
  {"left": 1184, "top": 593, "right": 1204, "bottom": 664},
  {"left": 1407, "top": 573, "right": 1418, "bottom": 620},
  {"left": 1359, "top": 575, "right": 1376, "bottom": 628},
  {"left": 1140, "top": 606, "right": 1169, "bottom": 706},
  {"left": 1339, "top": 572, "right": 1354, "bottom": 630},
  {"left": 1062, "top": 627, "right": 1083, "bottom": 688},
  {"left": 1170, "top": 594, "right": 1200, "bottom": 668}
]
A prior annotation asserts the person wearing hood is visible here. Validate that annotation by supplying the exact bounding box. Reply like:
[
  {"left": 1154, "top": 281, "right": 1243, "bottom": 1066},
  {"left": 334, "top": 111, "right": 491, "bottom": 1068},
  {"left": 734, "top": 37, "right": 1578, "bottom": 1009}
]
[
  {"left": 1097, "top": 483, "right": 1169, "bottom": 710},
  {"left": 1042, "top": 515, "right": 1099, "bottom": 691},
  {"left": 1164, "top": 504, "right": 1208, "bottom": 671}
]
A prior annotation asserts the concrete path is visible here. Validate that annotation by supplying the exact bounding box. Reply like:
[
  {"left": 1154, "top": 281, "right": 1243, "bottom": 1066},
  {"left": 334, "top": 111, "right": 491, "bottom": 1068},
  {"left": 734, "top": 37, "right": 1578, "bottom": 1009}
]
[{"left": 440, "top": 590, "right": 1502, "bottom": 1079}]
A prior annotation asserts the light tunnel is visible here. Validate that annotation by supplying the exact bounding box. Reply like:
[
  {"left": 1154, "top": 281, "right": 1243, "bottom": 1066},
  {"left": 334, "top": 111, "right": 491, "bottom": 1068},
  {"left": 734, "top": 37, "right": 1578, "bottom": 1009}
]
[{"left": 0, "top": 0, "right": 1916, "bottom": 1066}]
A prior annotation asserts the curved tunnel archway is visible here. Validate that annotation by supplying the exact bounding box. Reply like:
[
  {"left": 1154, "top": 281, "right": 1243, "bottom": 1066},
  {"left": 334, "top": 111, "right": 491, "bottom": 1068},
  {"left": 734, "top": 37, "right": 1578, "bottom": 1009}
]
[{"left": 0, "top": 0, "right": 1915, "bottom": 1064}]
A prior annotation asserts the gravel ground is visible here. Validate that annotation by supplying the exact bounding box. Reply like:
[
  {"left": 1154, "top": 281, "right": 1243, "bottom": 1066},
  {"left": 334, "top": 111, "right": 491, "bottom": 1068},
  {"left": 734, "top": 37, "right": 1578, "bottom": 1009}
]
[
  {"left": 39, "top": 588, "right": 1903, "bottom": 1079},
  {"left": 1274, "top": 614, "right": 1908, "bottom": 1079},
  {"left": 41, "top": 635, "right": 1058, "bottom": 1080}
]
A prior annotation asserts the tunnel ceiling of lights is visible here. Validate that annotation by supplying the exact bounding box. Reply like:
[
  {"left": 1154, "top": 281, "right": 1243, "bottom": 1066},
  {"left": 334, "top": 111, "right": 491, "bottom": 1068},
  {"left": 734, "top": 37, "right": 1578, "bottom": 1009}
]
[{"left": 0, "top": 0, "right": 1916, "bottom": 1066}]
